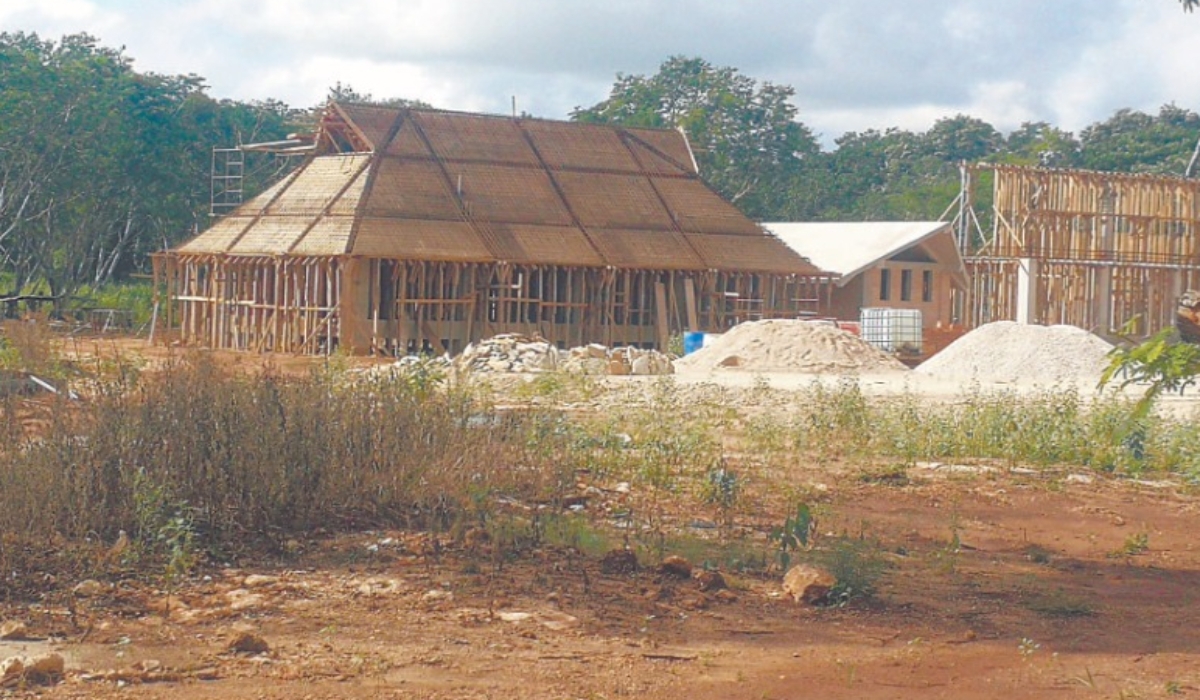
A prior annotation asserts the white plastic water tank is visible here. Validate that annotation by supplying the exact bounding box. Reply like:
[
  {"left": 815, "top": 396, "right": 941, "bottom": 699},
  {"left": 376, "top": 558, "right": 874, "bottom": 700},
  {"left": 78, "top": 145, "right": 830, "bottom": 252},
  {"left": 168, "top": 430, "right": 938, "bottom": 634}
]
[{"left": 859, "top": 308, "right": 922, "bottom": 354}]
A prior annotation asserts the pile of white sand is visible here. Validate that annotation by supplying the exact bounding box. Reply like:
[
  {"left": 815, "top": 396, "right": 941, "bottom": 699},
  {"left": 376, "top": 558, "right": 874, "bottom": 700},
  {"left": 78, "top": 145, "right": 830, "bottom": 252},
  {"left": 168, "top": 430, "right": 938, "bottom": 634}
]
[
  {"left": 916, "top": 321, "right": 1113, "bottom": 384},
  {"left": 673, "top": 320, "right": 909, "bottom": 374}
]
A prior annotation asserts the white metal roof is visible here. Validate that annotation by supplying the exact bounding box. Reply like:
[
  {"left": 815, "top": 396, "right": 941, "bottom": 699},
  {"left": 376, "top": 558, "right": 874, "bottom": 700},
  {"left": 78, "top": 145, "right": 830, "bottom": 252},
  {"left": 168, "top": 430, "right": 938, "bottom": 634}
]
[{"left": 761, "top": 221, "right": 964, "bottom": 287}]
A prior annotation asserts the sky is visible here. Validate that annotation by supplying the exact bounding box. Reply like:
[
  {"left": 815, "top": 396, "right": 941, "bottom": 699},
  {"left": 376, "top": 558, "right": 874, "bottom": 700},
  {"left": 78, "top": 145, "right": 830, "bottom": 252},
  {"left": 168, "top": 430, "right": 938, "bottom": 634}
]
[{"left": 4, "top": 0, "right": 1200, "bottom": 148}]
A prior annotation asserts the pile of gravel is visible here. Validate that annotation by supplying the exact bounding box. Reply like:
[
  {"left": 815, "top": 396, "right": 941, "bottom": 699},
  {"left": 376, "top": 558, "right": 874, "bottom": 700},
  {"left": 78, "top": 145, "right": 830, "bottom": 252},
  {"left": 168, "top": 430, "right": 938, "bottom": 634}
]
[
  {"left": 916, "top": 321, "right": 1113, "bottom": 384},
  {"left": 673, "top": 320, "right": 909, "bottom": 374}
]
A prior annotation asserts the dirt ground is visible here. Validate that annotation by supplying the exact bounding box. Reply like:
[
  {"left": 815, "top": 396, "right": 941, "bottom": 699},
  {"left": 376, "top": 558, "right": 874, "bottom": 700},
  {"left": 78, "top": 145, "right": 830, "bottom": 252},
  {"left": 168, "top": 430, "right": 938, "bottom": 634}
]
[{"left": 4, "top": 337, "right": 1200, "bottom": 699}]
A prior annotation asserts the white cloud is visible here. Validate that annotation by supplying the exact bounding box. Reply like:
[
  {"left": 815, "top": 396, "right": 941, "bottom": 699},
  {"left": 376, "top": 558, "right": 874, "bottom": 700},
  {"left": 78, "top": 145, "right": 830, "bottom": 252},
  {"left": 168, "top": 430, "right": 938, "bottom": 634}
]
[{"left": 7, "top": 0, "right": 1200, "bottom": 147}]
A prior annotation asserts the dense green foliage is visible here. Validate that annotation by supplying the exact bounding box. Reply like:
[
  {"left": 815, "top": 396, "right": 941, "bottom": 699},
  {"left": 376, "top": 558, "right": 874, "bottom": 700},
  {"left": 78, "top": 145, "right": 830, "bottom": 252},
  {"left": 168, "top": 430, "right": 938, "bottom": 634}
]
[
  {"left": 572, "top": 56, "right": 821, "bottom": 219},
  {"left": 0, "top": 32, "right": 299, "bottom": 305}
]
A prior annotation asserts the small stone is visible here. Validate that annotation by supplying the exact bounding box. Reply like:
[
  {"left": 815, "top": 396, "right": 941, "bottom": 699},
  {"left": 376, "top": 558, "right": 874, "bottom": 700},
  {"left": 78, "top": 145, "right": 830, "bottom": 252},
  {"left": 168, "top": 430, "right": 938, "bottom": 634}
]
[
  {"left": 242, "top": 574, "right": 280, "bottom": 588},
  {"left": 1065, "top": 474, "right": 1093, "bottom": 485},
  {"left": 678, "top": 594, "right": 708, "bottom": 611},
  {"left": 693, "top": 569, "right": 727, "bottom": 592},
  {"left": 422, "top": 589, "right": 454, "bottom": 603},
  {"left": 0, "top": 621, "right": 29, "bottom": 640},
  {"left": 225, "top": 589, "right": 266, "bottom": 611},
  {"left": 600, "top": 549, "right": 639, "bottom": 575},
  {"left": 228, "top": 632, "right": 269, "bottom": 654},
  {"left": 72, "top": 579, "right": 107, "bottom": 597},
  {"left": 133, "top": 659, "right": 163, "bottom": 672},
  {"left": 1, "top": 656, "right": 24, "bottom": 679},
  {"left": 658, "top": 556, "right": 692, "bottom": 580},
  {"left": 26, "top": 653, "right": 64, "bottom": 682},
  {"left": 782, "top": 564, "right": 836, "bottom": 605},
  {"left": 536, "top": 610, "right": 578, "bottom": 631},
  {"left": 714, "top": 589, "right": 739, "bottom": 603}
]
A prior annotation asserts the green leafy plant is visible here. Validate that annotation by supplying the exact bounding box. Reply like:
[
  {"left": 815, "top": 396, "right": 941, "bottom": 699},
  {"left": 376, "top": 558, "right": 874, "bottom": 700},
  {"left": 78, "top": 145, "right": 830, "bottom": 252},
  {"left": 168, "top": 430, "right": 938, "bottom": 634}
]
[
  {"left": 1101, "top": 326, "right": 1200, "bottom": 422},
  {"left": 768, "top": 502, "right": 813, "bottom": 570},
  {"left": 818, "top": 535, "right": 887, "bottom": 605},
  {"left": 1109, "top": 532, "right": 1150, "bottom": 558}
]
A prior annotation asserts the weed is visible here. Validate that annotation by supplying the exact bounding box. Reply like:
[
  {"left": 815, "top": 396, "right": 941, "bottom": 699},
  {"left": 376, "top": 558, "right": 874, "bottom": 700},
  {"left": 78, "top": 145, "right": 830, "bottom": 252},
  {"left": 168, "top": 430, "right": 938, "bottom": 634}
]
[
  {"left": 1070, "top": 667, "right": 1098, "bottom": 689},
  {"left": 768, "top": 502, "right": 813, "bottom": 570},
  {"left": 1109, "top": 532, "right": 1150, "bottom": 558},
  {"left": 1023, "top": 544, "right": 1053, "bottom": 565},
  {"left": 815, "top": 535, "right": 887, "bottom": 605},
  {"left": 702, "top": 464, "right": 742, "bottom": 535},
  {"left": 539, "top": 513, "right": 610, "bottom": 557},
  {"left": 858, "top": 463, "right": 911, "bottom": 486},
  {"left": 1018, "top": 637, "right": 1041, "bottom": 659},
  {"left": 1026, "top": 588, "right": 1095, "bottom": 618}
]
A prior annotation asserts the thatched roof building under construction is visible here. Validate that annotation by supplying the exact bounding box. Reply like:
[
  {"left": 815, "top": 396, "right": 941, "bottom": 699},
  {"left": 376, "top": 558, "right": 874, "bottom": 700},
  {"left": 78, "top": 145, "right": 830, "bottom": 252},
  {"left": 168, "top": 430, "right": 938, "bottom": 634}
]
[{"left": 157, "top": 102, "right": 830, "bottom": 354}]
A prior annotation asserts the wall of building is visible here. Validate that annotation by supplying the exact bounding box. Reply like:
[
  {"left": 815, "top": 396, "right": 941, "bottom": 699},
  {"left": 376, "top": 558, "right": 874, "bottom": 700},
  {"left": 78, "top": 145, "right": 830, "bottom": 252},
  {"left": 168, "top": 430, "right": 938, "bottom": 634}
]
[{"left": 845, "top": 260, "right": 957, "bottom": 329}]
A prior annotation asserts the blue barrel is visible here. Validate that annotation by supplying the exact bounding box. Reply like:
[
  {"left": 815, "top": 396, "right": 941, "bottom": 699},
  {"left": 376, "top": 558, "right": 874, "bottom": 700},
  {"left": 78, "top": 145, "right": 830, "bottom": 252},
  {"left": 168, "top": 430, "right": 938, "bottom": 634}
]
[{"left": 683, "top": 331, "right": 706, "bottom": 355}]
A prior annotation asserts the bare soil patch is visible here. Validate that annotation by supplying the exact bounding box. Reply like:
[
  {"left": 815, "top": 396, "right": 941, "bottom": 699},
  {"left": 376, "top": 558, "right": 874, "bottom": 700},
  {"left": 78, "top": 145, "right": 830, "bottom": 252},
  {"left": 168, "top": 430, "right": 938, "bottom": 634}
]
[{"left": 4, "top": 336, "right": 1199, "bottom": 699}]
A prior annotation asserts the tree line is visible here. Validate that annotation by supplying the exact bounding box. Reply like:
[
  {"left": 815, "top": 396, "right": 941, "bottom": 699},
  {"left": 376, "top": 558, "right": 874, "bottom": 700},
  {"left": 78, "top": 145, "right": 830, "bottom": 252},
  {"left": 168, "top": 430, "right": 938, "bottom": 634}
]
[
  {"left": 575, "top": 57, "right": 1200, "bottom": 223},
  {"left": 2, "top": 35, "right": 1199, "bottom": 305}
]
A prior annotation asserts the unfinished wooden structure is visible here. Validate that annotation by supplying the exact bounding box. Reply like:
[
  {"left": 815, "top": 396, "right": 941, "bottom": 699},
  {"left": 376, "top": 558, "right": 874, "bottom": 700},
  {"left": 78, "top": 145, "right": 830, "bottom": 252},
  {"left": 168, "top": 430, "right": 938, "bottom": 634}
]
[
  {"left": 157, "top": 103, "right": 830, "bottom": 354},
  {"left": 962, "top": 164, "right": 1200, "bottom": 338}
]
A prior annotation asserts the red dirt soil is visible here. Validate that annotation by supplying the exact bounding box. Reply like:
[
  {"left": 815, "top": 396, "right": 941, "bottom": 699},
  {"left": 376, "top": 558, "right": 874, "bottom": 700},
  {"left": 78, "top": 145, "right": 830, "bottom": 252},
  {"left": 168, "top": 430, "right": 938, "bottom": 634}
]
[{"left": 1, "top": 335, "right": 1197, "bottom": 699}]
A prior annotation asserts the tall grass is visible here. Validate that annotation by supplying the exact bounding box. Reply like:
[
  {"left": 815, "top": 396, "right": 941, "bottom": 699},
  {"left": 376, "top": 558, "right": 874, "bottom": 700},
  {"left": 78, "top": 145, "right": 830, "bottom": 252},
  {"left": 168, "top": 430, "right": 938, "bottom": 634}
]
[
  {"left": 3, "top": 359, "right": 1199, "bottom": 599},
  {"left": 0, "top": 355, "right": 578, "bottom": 591},
  {"left": 789, "top": 381, "right": 1200, "bottom": 476}
]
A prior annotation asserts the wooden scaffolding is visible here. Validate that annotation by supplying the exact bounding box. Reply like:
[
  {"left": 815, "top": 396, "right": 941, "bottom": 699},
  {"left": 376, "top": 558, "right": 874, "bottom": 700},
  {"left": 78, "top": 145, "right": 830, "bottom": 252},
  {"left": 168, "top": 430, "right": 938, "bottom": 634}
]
[
  {"left": 155, "top": 255, "right": 829, "bottom": 354},
  {"left": 961, "top": 164, "right": 1200, "bottom": 338}
]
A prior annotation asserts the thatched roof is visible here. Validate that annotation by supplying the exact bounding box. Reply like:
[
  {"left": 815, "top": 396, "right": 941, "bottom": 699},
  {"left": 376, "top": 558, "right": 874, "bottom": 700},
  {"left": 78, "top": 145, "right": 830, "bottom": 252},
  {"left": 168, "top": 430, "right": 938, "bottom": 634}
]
[{"left": 176, "top": 102, "right": 823, "bottom": 275}]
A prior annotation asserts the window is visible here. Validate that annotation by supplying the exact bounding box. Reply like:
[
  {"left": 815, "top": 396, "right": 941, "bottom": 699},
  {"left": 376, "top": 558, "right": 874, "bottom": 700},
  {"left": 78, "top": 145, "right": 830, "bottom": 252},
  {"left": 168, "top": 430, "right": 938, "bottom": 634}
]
[
  {"left": 879, "top": 268, "right": 891, "bottom": 301},
  {"left": 900, "top": 269, "right": 913, "bottom": 302},
  {"left": 922, "top": 270, "right": 933, "bottom": 303}
]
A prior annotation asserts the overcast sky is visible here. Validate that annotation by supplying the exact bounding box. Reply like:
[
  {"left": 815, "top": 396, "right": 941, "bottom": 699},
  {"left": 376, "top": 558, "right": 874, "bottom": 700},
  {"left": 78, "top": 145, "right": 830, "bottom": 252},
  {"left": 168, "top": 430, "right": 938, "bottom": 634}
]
[{"left": 4, "top": 0, "right": 1200, "bottom": 147}]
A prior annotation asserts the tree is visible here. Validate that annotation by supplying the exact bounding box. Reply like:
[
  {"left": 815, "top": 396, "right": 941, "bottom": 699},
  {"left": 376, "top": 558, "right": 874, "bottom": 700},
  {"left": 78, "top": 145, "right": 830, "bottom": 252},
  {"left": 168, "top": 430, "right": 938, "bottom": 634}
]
[
  {"left": 0, "top": 32, "right": 296, "bottom": 309},
  {"left": 1079, "top": 105, "right": 1200, "bottom": 174},
  {"left": 1183, "top": 0, "right": 1198, "bottom": 12},
  {"left": 1002, "top": 122, "right": 1080, "bottom": 168},
  {"left": 572, "top": 56, "right": 820, "bottom": 219}
]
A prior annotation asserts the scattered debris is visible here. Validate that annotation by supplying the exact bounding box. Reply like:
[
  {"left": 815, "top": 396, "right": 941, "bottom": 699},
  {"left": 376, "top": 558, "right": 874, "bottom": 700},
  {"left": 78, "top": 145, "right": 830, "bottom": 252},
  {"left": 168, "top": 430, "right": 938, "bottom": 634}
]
[{"left": 455, "top": 334, "right": 673, "bottom": 375}]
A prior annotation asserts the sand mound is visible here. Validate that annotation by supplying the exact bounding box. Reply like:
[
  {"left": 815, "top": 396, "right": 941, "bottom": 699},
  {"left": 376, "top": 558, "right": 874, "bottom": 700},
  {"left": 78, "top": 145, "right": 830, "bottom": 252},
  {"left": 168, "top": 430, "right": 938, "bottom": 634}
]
[
  {"left": 674, "top": 320, "right": 909, "bottom": 374},
  {"left": 916, "top": 321, "right": 1113, "bottom": 384}
]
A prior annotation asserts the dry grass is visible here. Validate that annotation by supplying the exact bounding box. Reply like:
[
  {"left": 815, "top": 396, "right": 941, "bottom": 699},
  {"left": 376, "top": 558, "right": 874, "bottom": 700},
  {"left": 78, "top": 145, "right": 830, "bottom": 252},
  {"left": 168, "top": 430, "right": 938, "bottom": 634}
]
[{"left": 2, "top": 345, "right": 1199, "bottom": 603}]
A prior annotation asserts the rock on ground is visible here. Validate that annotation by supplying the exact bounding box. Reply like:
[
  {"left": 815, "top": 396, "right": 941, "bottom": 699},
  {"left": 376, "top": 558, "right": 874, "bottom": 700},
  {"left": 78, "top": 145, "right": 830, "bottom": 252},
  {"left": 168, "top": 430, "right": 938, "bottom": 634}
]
[{"left": 783, "top": 564, "right": 836, "bottom": 605}]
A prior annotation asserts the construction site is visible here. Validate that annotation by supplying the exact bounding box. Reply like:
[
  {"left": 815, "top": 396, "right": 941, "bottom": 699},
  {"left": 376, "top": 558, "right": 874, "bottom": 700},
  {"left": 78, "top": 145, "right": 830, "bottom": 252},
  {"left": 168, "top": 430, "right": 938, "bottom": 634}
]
[{"left": 5, "top": 104, "right": 1200, "bottom": 700}]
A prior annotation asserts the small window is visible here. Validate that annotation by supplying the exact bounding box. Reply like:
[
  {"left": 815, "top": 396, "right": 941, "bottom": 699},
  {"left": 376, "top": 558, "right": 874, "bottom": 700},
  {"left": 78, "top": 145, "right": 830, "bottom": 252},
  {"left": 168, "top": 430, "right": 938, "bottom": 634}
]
[
  {"left": 900, "top": 269, "right": 913, "bottom": 302},
  {"left": 879, "top": 268, "right": 891, "bottom": 301},
  {"left": 922, "top": 270, "right": 933, "bottom": 303}
]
